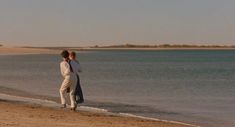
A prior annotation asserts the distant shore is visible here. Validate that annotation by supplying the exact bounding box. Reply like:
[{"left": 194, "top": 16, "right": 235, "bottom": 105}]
[
  {"left": 0, "top": 47, "right": 60, "bottom": 55},
  {"left": 1, "top": 46, "right": 235, "bottom": 55},
  {"left": 81, "top": 47, "right": 235, "bottom": 51}
]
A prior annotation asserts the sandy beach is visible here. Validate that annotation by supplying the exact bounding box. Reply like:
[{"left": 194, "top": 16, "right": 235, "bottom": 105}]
[
  {"left": 0, "top": 87, "right": 200, "bottom": 127},
  {"left": 0, "top": 99, "right": 197, "bottom": 127}
]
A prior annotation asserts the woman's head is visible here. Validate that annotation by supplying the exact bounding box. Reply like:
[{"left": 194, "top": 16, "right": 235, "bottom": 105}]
[{"left": 70, "top": 51, "right": 76, "bottom": 60}]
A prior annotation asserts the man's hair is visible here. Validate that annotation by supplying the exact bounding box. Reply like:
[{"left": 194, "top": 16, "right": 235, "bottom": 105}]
[
  {"left": 70, "top": 51, "right": 76, "bottom": 57},
  {"left": 61, "top": 50, "right": 69, "bottom": 58}
]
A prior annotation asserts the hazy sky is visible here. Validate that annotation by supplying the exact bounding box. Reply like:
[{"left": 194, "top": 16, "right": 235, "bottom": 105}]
[{"left": 0, "top": 0, "right": 235, "bottom": 47}]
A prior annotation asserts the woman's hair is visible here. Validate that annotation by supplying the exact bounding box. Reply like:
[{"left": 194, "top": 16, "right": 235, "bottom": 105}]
[
  {"left": 61, "top": 50, "right": 69, "bottom": 58},
  {"left": 70, "top": 51, "right": 76, "bottom": 57}
]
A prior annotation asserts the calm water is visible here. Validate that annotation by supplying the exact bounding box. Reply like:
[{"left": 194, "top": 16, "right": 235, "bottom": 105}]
[{"left": 0, "top": 50, "right": 235, "bottom": 127}]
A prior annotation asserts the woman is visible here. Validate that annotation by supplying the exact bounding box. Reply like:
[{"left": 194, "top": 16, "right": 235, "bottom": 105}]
[{"left": 69, "top": 51, "right": 84, "bottom": 103}]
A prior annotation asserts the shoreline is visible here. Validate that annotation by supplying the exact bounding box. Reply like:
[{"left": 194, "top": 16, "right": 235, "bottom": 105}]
[{"left": 0, "top": 88, "right": 202, "bottom": 127}]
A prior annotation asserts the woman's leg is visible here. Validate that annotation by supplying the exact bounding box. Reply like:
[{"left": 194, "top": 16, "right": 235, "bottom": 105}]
[{"left": 75, "top": 75, "right": 84, "bottom": 103}]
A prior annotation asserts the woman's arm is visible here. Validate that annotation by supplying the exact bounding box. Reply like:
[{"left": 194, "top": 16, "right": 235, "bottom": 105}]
[{"left": 75, "top": 60, "right": 82, "bottom": 73}]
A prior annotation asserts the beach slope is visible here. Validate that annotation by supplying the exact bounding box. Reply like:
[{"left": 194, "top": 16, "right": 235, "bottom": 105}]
[{"left": 0, "top": 100, "right": 195, "bottom": 127}]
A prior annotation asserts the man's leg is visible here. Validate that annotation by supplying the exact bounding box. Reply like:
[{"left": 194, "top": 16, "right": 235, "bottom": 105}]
[
  {"left": 60, "top": 78, "right": 70, "bottom": 107},
  {"left": 69, "top": 88, "right": 76, "bottom": 108}
]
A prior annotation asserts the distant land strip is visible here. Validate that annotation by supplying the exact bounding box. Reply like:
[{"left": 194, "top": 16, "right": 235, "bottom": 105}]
[
  {"left": 19, "top": 44, "right": 235, "bottom": 49},
  {"left": 90, "top": 44, "right": 235, "bottom": 48},
  {"left": 1, "top": 44, "right": 235, "bottom": 51}
]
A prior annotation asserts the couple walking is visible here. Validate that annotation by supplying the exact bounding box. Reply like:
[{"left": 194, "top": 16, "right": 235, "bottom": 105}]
[{"left": 59, "top": 50, "right": 84, "bottom": 111}]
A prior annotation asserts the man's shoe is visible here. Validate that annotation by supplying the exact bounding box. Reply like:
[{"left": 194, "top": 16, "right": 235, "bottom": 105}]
[
  {"left": 71, "top": 104, "right": 77, "bottom": 111},
  {"left": 71, "top": 107, "right": 76, "bottom": 111}
]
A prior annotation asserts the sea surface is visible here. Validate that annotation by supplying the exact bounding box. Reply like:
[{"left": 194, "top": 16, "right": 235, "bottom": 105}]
[{"left": 0, "top": 50, "right": 235, "bottom": 127}]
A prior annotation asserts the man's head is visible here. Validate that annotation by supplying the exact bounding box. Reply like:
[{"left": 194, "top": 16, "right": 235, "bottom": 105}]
[
  {"left": 61, "top": 50, "right": 69, "bottom": 60},
  {"left": 70, "top": 51, "right": 76, "bottom": 60}
]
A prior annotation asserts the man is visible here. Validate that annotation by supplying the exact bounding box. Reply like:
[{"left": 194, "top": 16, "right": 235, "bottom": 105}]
[
  {"left": 59, "top": 50, "right": 77, "bottom": 111},
  {"left": 69, "top": 51, "right": 84, "bottom": 103}
]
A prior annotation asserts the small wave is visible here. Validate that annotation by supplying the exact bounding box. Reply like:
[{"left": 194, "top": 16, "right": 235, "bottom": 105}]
[
  {"left": 79, "top": 106, "right": 108, "bottom": 112},
  {"left": 119, "top": 113, "right": 201, "bottom": 127},
  {"left": 0, "top": 93, "right": 58, "bottom": 105}
]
